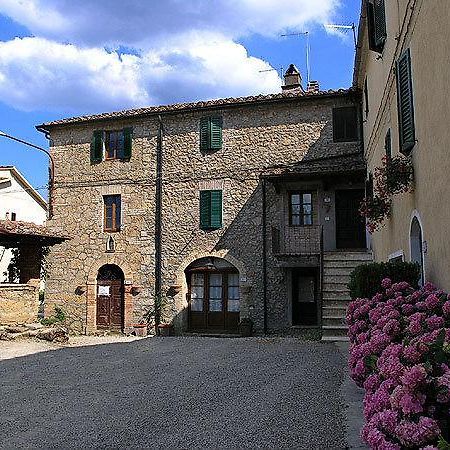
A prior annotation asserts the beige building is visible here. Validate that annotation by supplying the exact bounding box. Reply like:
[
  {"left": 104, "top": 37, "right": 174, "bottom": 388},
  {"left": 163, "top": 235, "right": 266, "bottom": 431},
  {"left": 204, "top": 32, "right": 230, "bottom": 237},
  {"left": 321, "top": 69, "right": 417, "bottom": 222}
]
[
  {"left": 38, "top": 69, "right": 370, "bottom": 337},
  {"left": 354, "top": 0, "right": 450, "bottom": 289}
]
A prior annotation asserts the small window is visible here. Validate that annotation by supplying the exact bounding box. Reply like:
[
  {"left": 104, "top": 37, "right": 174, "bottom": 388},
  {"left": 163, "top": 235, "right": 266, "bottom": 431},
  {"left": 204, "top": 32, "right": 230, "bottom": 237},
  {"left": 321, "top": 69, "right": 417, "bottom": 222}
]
[
  {"left": 364, "top": 78, "right": 369, "bottom": 118},
  {"left": 91, "top": 128, "right": 132, "bottom": 164},
  {"left": 333, "top": 107, "right": 358, "bottom": 142},
  {"left": 200, "top": 117, "right": 222, "bottom": 151},
  {"left": 200, "top": 190, "right": 222, "bottom": 230},
  {"left": 385, "top": 129, "right": 392, "bottom": 160},
  {"left": 290, "top": 192, "right": 313, "bottom": 226},
  {"left": 367, "top": 0, "right": 387, "bottom": 53},
  {"left": 10, "top": 212, "right": 16, "bottom": 221},
  {"left": 103, "top": 195, "right": 121, "bottom": 232}
]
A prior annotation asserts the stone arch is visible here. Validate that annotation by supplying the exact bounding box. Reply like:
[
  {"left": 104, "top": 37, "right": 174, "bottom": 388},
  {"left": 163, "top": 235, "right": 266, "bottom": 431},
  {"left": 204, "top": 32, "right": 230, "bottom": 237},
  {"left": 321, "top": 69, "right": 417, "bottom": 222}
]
[{"left": 410, "top": 211, "right": 425, "bottom": 286}]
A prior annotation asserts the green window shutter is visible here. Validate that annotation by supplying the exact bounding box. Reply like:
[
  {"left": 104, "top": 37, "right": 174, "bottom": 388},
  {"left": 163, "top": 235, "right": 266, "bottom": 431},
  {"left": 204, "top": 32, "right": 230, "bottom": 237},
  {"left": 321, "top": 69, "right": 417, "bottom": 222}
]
[
  {"left": 210, "top": 117, "right": 222, "bottom": 149},
  {"left": 374, "top": 0, "right": 387, "bottom": 48},
  {"left": 90, "top": 130, "right": 103, "bottom": 164},
  {"left": 200, "top": 118, "right": 210, "bottom": 150},
  {"left": 366, "top": 1, "right": 377, "bottom": 51},
  {"left": 200, "top": 190, "right": 211, "bottom": 229},
  {"left": 210, "top": 190, "right": 223, "bottom": 228},
  {"left": 396, "top": 49, "right": 416, "bottom": 154},
  {"left": 122, "top": 127, "right": 133, "bottom": 159}
]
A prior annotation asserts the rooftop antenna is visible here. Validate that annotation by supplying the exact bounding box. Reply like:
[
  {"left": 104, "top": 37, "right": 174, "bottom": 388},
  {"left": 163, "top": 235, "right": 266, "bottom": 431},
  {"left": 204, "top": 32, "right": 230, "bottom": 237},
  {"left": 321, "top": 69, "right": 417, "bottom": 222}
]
[
  {"left": 280, "top": 31, "right": 310, "bottom": 83},
  {"left": 324, "top": 23, "right": 357, "bottom": 50},
  {"left": 258, "top": 66, "right": 284, "bottom": 79}
]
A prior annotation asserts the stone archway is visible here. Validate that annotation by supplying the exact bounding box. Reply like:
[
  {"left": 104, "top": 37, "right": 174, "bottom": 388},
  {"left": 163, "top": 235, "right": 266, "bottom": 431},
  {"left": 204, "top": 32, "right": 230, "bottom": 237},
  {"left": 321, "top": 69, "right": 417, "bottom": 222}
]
[
  {"left": 185, "top": 256, "right": 240, "bottom": 332},
  {"left": 96, "top": 264, "right": 124, "bottom": 330},
  {"left": 410, "top": 216, "right": 425, "bottom": 286}
]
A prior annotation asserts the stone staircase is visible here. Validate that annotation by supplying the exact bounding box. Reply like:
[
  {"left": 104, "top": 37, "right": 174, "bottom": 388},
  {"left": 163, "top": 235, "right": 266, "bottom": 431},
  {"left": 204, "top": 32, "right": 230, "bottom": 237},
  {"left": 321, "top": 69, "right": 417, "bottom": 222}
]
[{"left": 321, "top": 251, "right": 373, "bottom": 341}]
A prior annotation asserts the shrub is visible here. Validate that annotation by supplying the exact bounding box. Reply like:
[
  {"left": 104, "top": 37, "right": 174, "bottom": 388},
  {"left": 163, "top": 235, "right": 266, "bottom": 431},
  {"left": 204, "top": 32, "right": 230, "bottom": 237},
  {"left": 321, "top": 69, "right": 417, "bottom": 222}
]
[
  {"left": 347, "top": 279, "right": 450, "bottom": 449},
  {"left": 41, "top": 306, "right": 66, "bottom": 326},
  {"left": 348, "top": 261, "right": 420, "bottom": 300}
]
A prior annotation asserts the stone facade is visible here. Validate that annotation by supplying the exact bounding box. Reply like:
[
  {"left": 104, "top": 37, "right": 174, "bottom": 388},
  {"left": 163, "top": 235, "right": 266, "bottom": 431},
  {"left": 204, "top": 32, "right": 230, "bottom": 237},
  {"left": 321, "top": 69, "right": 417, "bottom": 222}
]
[
  {"left": 41, "top": 91, "right": 364, "bottom": 334},
  {"left": 0, "top": 279, "right": 40, "bottom": 324}
]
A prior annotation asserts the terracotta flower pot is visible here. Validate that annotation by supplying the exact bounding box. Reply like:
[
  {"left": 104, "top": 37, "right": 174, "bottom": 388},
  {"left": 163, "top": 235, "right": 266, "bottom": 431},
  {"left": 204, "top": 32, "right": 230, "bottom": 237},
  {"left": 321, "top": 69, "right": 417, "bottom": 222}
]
[
  {"left": 158, "top": 323, "right": 173, "bottom": 336},
  {"left": 132, "top": 323, "right": 148, "bottom": 337}
]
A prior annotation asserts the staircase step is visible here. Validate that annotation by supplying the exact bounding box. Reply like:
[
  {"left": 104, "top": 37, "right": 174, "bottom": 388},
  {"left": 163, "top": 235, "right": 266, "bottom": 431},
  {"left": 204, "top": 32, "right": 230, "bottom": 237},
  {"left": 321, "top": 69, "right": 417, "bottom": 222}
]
[
  {"left": 322, "top": 316, "right": 347, "bottom": 327},
  {"left": 323, "top": 260, "right": 370, "bottom": 269},
  {"left": 322, "top": 299, "right": 351, "bottom": 308},
  {"left": 322, "top": 325, "right": 348, "bottom": 339},
  {"left": 322, "top": 291, "right": 351, "bottom": 301},
  {"left": 322, "top": 274, "right": 351, "bottom": 284},
  {"left": 322, "top": 335, "right": 349, "bottom": 342},
  {"left": 324, "top": 251, "right": 373, "bottom": 261},
  {"left": 323, "top": 305, "right": 348, "bottom": 315},
  {"left": 322, "top": 283, "right": 350, "bottom": 292}
]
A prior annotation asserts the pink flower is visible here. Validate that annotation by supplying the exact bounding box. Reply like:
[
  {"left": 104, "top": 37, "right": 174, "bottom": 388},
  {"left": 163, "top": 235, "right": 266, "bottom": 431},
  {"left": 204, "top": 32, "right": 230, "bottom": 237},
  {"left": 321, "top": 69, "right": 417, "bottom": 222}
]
[
  {"left": 400, "top": 365, "right": 427, "bottom": 389},
  {"left": 425, "top": 294, "right": 441, "bottom": 310},
  {"left": 426, "top": 315, "right": 445, "bottom": 331},
  {"left": 382, "top": 278, "right": 393, "bottom": 289},
  {"left": 391, "top": 386, "right": 425, "bottom": 415},
  {"left": 442, "top": 301, "right": 450, "bottom": 317}
]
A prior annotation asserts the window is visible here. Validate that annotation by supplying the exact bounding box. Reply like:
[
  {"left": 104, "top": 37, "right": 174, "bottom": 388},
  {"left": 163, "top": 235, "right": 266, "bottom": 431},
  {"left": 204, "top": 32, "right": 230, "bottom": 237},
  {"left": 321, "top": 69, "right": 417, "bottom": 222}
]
[
  {"left": 385, "top": 129, "right": 392, "bottom": 160},
  {"left": 396, "top": 49, "right": 416, "bottom": 154},
  {"left": 367, "top": 0, "right": 387, "bottom": 53},
  {"left": 103, "top": 195, "right": 121, "bottom": 232},
  {"left": 289, "top": 192, "right": 313, "bottom": 226},
  {"left": 200, "top": 190, "right": 222, "bottom": 230},
  {"left": 200, "top": 117, "right": 222, "bottom": 151},
  {"left": 10, "top": 212, "right": 16, "bottom": 221},
  {"left": 91, "top": 128, "right": 133, "bottom": 164},
  {"left": 333, "top": 107, "right": 358, "bottom": 142},
  {"left": 364, "top": 78, "right": 369, "bottom": 118}
]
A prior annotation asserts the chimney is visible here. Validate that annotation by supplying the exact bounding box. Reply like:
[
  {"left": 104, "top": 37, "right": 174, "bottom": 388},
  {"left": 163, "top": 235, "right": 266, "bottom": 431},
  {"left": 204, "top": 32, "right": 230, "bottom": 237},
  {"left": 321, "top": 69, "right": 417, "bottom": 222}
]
[
  {"left": 307, "top": 80, "right": 320, "bottom": 93},
  {"left": 282, "top": 64, "right": 304, "bottom": 92}
]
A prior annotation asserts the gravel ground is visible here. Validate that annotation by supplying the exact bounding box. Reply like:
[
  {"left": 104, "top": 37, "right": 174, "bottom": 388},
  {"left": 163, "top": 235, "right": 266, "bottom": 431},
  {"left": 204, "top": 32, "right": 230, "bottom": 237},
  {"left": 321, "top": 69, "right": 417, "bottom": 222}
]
[{"left": 0, "top": 337, "right": 348, "bottom": 449}]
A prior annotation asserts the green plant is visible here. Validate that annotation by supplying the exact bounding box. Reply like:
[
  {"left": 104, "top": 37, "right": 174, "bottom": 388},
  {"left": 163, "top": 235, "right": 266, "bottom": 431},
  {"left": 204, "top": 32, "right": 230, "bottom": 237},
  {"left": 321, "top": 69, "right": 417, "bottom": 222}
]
[
  {"left": 40, "top": 306, "right": 66, "bottom": 326},
  {"left": 376, "top": 155, "right": 414, "bottom": 196},
  {"left": 359, "top": 195, "right": 391, "bottom": 233},
  {"left": 142, "top": 294, "right": 174, "bottom": 326},
  {"left": 348, "top": 261, "right": 421, "bottom": 300}
]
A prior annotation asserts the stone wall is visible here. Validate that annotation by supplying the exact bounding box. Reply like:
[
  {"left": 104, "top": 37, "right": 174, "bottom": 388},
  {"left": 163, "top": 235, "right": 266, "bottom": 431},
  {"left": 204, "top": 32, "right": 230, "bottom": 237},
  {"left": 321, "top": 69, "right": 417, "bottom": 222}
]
[
  {"left": 46, "top": 93, "right": 361, "bottom": 333},
  {"left": 0, "top": 279, "right": 40, "bottom": 324}
]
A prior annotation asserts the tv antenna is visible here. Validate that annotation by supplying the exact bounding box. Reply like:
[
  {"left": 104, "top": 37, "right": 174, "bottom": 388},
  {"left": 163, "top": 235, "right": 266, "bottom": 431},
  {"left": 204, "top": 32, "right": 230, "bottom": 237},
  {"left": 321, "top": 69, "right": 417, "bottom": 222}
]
[
  {"left": 280, "top": 31, "right": 310, "bottom": 83},
  {"left": 258, "top": 66, "right": 284, "bottom": 79},
  {"left": 324, "top": 23, "right": 357, "bottom": 50}
]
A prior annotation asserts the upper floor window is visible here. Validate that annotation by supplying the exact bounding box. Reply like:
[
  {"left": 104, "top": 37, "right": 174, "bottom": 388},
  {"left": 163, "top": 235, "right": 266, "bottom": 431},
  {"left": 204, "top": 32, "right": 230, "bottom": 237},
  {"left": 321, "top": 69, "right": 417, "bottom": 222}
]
[
  {"left": 385, "top": 129, "right": 392, "bottom": 160},
  {"left": 200, "top": 117, "right": 222, "bottom": 151},
  {"left": 200, "top": 190, "right": 222, "bottom": 230},
  {"left": 333, "top": 107, "right": 358, "bottom": 142},
  {"left": 364, "top": 78, "right": 369, "bottom": 118},
  {"left": 103, "top": 195, "right": 121, "bottom": 232},
  {"left": 367, "top": 0, "right": 387, "bottom": 53},
  {"left": 91, "top": 128, "right": 133, "bottom": 164},
  {"left": 289, "top": 192, "right": 313, "bottom": 226},
  {"left": 396, "top": 49, "right": 416, "bottom": 154},
  {"left": 10, "top": 212, "right": 16, "bottom": 221}
]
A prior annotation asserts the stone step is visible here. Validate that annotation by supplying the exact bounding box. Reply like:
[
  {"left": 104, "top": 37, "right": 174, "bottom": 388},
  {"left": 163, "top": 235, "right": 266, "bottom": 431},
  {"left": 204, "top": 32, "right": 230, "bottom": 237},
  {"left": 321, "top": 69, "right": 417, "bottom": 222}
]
[
  {"left": 322, "top": 305, "right": 348, "bottom": 316},
  {"left": 322, "top": 335, "right": 349, "bottom": 342},
  {"left": 323, "top": 251, "right": 373, "bottom": 261},
  {"left": 322, "top": 273, "right": 352, "bottom": 284},
  {"left": 322, "top": 291, "right": 351, "bottom": 301},
  {"left": 322, "top": 316, "right": 347, "bottom": 327},
  {"left": 322, "top": 283, "right": 350, "bottom": 292},
  {"left": 323, "top": 260, "right": 370, "bottom": 269},
  {"left": 322, "top": 325, "right": 348, "bottom": 339},
  {"left": 323, "top": 267, "right": 354, "bottom": 276}
]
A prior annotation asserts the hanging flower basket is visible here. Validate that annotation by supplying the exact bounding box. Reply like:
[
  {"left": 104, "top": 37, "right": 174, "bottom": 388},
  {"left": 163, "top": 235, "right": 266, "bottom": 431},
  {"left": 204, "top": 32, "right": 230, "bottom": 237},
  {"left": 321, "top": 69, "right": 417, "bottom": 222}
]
[
  {"left": 359, "top": 195, "right": 391, "bottom": 233},
  {"left": 375, "top": 155, "right": 414, "bottom": 196}
]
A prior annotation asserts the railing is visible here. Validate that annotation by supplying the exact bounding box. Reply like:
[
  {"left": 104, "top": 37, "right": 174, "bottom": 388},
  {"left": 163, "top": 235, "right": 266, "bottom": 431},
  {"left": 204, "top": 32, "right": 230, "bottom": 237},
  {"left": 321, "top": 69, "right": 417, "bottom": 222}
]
[{"left": 272, "top": 225, "right": 322, "bottom": 256}]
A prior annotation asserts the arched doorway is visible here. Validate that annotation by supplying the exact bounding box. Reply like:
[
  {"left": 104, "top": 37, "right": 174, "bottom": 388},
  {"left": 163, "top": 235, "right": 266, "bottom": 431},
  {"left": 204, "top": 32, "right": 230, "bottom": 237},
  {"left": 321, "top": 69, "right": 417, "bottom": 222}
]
[
  {"left": 185, "top": 257, "right": 240, "bottom": 332},
  {"left": 410, "top": 216, "right": 425, "bottom": 286},
  {"left": 96, "top": 264, "right": 124, "bottom": 330}
]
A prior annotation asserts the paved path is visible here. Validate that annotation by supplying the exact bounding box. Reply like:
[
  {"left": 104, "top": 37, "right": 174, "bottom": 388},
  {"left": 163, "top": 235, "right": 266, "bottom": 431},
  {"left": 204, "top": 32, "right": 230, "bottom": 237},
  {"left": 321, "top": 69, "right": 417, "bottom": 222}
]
[{"left": 0, "top": 337, "right": 351, "bottom": 449}]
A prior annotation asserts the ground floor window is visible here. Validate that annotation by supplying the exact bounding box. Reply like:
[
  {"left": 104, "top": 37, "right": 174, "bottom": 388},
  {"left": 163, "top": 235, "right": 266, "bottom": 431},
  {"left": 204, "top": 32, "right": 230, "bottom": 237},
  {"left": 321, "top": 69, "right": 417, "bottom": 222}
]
[
  {"left": 292, "top": 268, "right": 318, "bottom": 326},
  {"left": 410, "top": 216, "right": 425, "bottom": 286}
]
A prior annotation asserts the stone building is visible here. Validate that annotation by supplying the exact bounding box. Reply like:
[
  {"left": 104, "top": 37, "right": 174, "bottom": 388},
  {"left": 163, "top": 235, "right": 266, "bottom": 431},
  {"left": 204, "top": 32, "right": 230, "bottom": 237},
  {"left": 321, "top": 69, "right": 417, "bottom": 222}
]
[
  {"left": 354, "top": 0, "right": 450, "bottom": 290},
  {"left": 38, "top": 68, "right": 370, "bottom": 337}
]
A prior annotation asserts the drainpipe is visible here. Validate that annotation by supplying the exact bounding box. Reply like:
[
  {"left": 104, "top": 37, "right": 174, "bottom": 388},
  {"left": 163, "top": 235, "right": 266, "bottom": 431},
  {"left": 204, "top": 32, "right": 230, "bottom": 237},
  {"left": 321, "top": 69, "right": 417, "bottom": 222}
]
[
  {"left": 154, "top": 115, "right": 164, "bottom": 328},
  {"left": 261, "top": 177, "right": 268, "bottom": 334}
]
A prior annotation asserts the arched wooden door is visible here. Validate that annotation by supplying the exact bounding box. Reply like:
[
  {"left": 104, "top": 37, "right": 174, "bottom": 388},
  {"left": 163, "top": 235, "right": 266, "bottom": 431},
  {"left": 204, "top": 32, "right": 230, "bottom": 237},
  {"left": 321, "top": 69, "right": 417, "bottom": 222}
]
[
  {"left": 96, "top": 264, "right": 124, "bottom": 330},
  {"left": 186, "top": 257, "right": 240, "bottom": 332}
]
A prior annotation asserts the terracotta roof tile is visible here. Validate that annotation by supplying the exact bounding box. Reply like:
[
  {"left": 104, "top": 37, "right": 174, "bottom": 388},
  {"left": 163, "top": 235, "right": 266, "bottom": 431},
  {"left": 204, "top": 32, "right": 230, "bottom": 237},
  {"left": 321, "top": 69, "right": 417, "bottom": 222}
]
[
  {"left": 0, "top": 220, "right": 69, "bottom": 240},
  {"left": 37, "top": 88, "right": 356, "bottom": 129}
]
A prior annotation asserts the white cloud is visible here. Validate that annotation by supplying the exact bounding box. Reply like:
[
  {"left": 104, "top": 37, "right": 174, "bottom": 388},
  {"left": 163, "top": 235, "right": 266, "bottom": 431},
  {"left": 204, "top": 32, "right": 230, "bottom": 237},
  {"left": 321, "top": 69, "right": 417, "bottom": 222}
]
[
  {"left": 0, "top": 35, "right": 281, "bottom": 113},
  {"left": 0, "top": 0, "right": 341, "bottom": 112}
]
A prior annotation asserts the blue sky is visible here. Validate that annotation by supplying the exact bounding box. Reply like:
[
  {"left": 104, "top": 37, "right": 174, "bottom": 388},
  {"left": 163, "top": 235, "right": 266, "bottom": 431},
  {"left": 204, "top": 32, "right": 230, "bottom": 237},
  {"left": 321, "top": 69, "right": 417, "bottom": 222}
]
[{"left": 0, "top": 0, "right": 361, "bottom": 197}]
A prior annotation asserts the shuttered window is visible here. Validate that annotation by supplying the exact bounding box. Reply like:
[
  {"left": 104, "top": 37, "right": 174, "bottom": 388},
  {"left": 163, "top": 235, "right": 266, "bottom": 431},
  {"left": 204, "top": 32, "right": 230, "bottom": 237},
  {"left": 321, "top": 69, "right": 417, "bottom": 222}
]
[
  {"left": 332, "top": 107, "right": 358, "bottom": 142},
  {"left": 90, "top": 128, "right": 133, "bottom": 163},
  {"left": 200, "top": 190, "right": 223, "bottom": 230},
  {"left": 367, "top": 0, "right": 387, "bottom": 53},
  {"left": 104, "top": 195, "right": 121, "bottom": 232},
  {"left": 396, "top": 49, "right": 416, "bottom": 154},
  {"left": 385, "top": 129, "right": 392, "bottom": 160},
  {"left": 200, "top": 117, "right": 222, "bottom": 151}
]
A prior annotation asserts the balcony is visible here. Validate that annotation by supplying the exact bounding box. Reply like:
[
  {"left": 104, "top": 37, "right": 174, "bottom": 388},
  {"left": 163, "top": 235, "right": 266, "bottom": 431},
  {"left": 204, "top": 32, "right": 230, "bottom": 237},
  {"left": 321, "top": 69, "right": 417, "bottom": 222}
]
[{"left": 272, "top": 225, "right": 322, "bottom": 256}]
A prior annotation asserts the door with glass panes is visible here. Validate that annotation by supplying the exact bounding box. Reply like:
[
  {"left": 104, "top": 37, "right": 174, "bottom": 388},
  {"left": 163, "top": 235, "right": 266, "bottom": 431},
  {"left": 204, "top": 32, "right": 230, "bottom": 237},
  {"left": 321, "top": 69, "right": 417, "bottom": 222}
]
[{"left": 188, "top": 271, "right": 240, "bottom": 331}]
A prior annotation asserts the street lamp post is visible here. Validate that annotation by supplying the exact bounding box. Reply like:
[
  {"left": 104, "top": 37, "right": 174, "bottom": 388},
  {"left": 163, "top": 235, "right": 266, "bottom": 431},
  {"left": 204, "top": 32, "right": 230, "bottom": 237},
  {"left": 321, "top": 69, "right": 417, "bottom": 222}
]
[{"left": 0, "top": 130, "right": 55, "bottom": 218}]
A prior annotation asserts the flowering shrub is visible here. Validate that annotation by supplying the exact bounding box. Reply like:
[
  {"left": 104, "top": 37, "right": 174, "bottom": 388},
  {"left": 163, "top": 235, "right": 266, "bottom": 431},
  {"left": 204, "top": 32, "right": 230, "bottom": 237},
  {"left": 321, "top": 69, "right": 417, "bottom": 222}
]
[
  {"left": 375, "top": 155, "right": 414, "bottom": 197},
  {"left": 347, "top": 279, "right": 450, "bottom": 449},
  {"left": 359, "top": 195, "right": 391, "bottom": 233}
]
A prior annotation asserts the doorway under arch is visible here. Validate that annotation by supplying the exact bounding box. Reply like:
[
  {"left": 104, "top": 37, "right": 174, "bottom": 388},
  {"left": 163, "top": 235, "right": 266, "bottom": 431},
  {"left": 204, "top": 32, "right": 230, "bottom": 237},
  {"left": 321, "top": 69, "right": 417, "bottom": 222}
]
[
  {"left": 96, "top": 264, "right": 124, "bottom": 330},
  {"left": 185, "top": 257, "right": 240, "bottom": 332},
  {"left": 410, "top": 216, "right": 425, "bottom": 286}
]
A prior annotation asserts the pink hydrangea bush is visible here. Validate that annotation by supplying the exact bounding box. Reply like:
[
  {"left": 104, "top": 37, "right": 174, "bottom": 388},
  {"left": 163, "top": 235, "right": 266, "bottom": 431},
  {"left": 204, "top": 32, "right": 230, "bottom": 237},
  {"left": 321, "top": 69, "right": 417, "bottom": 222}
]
[{"left": 347, "top": 279, "right": 450, "bottom": 449}]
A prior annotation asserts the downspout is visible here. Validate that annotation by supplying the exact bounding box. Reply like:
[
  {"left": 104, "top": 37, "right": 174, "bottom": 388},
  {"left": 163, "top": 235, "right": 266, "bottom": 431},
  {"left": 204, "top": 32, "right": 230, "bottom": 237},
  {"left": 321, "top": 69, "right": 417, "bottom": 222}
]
[
  {"left": 154, "top": 115, "right": 164, "bottom": 329},
  {"left": 261, "top": 177, "right": 268, "bottom": 334}
]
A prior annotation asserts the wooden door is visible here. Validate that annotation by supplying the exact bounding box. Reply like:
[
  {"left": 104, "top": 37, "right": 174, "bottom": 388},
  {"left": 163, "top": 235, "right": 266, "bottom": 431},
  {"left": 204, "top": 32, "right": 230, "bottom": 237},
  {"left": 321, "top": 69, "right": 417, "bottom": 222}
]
[
  {"left": 292, "top": 269, "right": 318, "bottom": 326},
  {"left": 335, "top": 189, "right": 366, "bottom": 249},
  {"left": 96, "top": 279, "right": 123, "bottom": 330},
  {"left": 188, "top": 271, "right": 239, "bottom": 332}
]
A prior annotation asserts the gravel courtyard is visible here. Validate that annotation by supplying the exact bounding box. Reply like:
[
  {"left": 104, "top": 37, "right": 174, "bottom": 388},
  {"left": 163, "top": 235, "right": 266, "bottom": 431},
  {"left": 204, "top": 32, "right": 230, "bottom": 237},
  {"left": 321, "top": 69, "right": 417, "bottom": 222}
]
[{"left": 0, "top": 337, "right": 352, "bottom": 449}]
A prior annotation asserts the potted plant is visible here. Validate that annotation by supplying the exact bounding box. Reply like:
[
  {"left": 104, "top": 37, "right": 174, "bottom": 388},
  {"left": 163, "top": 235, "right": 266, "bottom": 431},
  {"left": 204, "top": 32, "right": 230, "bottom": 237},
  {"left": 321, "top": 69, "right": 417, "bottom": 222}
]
[
  {"left": 239, "top": 318, "right": 253, "bottom": 337},
  {"left": 359, "top": 194, "right": 391, "bottom": 233},
  {"left": 132, "top": 323, "right": 148, "bottom": 337},
  {"left": 375, "top": 155, "right": 414, "bottom": 196}
]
